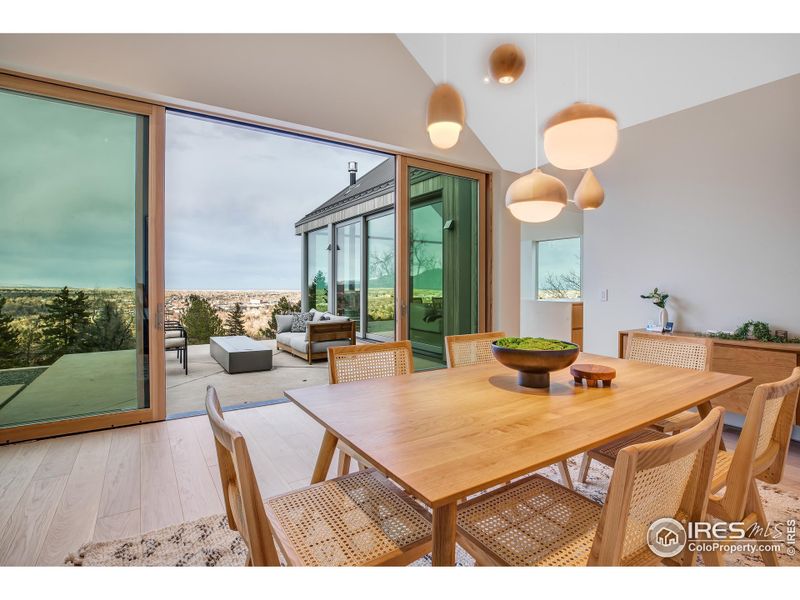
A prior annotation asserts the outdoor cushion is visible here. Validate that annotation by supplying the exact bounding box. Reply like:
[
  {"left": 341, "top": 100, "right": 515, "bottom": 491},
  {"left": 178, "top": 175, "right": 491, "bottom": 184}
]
[
  {"left": 310, "top": 308, "right": 325, "bottom": 322},
  {"left": 276, "top": 314, "right": 293, "bottom": 334},
  {"left": 291, "top": 312, "right": 312, "bottom": 333},
  {"left": 276, "top": 331, "right": 295, "bottom": 346},
  {"left": 165, "top": 330, "right": 183, "bottom": 339},
  {"left": 289, "top": 335, "right": 350, "bottom": 355},
  {"left": 164, "top": 337, "right": 185, "bottom": 349}
]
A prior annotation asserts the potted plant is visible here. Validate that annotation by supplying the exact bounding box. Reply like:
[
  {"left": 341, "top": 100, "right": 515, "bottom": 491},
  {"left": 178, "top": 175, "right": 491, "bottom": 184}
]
[{"left": 641, "top": 288, "right": 670, "bottom": 329}]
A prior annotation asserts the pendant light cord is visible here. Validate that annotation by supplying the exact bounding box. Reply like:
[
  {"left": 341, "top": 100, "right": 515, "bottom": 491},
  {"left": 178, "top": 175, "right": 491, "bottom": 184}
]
[
  {"left": 533, "top": 33, "right": 538, "bottom": 168},
  {"left": 443, "top": 34, "right": 447, "bottom": 82}
]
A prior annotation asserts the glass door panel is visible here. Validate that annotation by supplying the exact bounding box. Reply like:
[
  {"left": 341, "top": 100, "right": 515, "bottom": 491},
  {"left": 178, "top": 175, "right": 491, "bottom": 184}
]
[
  {"left": 366, "top": 211, "right": 395, "bottom": 340},
  {"left": 307, "top": 228, "right": 330, "bottom": 312},
  {"left": 408, "top": 167, "right": 478, "bottom": 368},
  {"left": 0, "top": 88, "right": 150, "bottom": 428},
  {"left": 335, "top": 220, "right": 361, "bottom": 330}
]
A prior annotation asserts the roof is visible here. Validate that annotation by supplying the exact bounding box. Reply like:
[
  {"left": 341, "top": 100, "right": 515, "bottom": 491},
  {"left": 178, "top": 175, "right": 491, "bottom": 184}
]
[{"left": 295, "top": 159, "right": 395, "bottom": 231}]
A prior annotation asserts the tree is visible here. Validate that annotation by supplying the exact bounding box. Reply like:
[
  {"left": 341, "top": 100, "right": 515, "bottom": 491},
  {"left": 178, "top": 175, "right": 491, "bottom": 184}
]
[
  {"left": 40, "top": 286, "right": 91, "bottom": 361},
  {"left": 410, "top": 227, "right": 440, "bottom": 276},
  {"left": 225, "top": 302, "right": 247, "bottom": 336},
  {"left": 181, "top": 295, "right": 224, "bottom": 344},
  {"left": 17, "top": 318, "right": 43, "bottom": 367},
  {"left": 82, "top": 301, "right": 135, "bottom": 351},
  {"left": 539, "top": 270, "right": 582, "bottom": 299},
  {"left": 0, "top": 297, "right": 20, "bottom": 368},
  {"left": 308, "top": 270, "right": 328, "bottom": 311},
  {"left": 259, "top": 296, "right": 301, "bottom": 340}
]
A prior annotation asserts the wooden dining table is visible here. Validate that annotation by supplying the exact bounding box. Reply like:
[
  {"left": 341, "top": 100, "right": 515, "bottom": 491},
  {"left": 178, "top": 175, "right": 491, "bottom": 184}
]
[{"left": 283, "top": 352, "right": 751, "bottom": 566}]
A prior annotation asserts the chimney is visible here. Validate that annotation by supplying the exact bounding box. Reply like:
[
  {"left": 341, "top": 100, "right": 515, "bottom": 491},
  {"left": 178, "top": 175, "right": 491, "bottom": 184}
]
[{"left": 348, "top": 161, "right": 358, "bottom": 185}]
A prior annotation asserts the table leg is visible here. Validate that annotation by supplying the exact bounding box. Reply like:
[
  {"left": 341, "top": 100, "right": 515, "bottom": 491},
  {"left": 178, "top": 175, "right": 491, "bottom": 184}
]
[
  {"left": 311, "top": 430, "right": 339, "bottom": 484},
  {"left": 697, "top": 401, "right": 726, "bottom": 451},
  {"left": 432, "top": 502, "right": 457, "bottom": 566}
]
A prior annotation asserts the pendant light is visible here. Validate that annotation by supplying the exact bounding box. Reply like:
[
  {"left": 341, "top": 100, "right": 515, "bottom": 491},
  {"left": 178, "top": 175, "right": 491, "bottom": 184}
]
[
  {"left": 427, "top": 35, "right": 465, "bottom": 149},
  {"left": 489, "top": 43, "right": 526, "bottom": 85},
  {"left": 574, "top": 168, "right": 605, "bottom": 210},
  {"left": 505, "top": 35, "right": 567, "bottom": 223},
  {"left": 543, "top": 38, "right": 618, "bottom": 170}
]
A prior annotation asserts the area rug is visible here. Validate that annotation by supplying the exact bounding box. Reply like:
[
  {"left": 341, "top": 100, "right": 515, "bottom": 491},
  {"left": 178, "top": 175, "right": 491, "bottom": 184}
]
[{"left": 66, "top": 459, "right": 799, "bottom": 566}]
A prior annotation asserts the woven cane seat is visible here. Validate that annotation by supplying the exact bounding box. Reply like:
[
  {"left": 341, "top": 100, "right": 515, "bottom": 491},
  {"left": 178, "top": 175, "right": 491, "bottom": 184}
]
[
  {"left": 264, "top": 469, "right": 432, "bottom": 566},
  {"left": 457, "top": 474, "right": 601, "bottom": 566},
  {"left": 589, "top": 428, "right": 669, "bottom": 464},
  {"left": 710, "top": 450, "right": 734, "bottom": 492}
]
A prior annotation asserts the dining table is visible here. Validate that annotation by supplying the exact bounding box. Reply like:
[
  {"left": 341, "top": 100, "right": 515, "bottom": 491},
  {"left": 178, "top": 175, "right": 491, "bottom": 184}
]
[{"left": 283, "top": 351, "right": 752, "bottom": 566}]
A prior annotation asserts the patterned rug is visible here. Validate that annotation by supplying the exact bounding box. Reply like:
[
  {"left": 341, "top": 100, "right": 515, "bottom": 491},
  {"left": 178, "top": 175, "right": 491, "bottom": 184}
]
[{"left": 66, "top": 458, "right": 799, "bottom": 566}]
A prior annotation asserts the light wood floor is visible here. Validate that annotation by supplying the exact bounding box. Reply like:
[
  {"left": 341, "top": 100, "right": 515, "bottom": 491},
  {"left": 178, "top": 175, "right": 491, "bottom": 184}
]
[{"left": 0, "top": 403, "right": 798, "bottom": 566}]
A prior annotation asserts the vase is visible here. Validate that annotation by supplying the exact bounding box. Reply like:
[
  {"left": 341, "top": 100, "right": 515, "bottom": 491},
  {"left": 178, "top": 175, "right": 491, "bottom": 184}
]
[{"left": 658, "top": 307, "right": 669, "bottom": 329}]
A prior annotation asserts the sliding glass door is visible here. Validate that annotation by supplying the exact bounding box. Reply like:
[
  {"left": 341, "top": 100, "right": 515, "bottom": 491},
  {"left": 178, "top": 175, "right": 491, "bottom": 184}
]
[
  {"left": 366, "top": 211, "right": 395, "bottom": 341},
  {"left": 335, "top": 220, "right": 362, "bottom": 331},
  {"left": 404, "top": 164, "right": 482, "bottom": 368},
  {"left": 0, "top": 75, "right": 163, "bottom": 442}
]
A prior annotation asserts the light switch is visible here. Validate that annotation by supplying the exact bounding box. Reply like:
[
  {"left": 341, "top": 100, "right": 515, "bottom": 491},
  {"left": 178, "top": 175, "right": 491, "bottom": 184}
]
[{"left": 601, "top": 289, "right": 608, "bottom": 302}]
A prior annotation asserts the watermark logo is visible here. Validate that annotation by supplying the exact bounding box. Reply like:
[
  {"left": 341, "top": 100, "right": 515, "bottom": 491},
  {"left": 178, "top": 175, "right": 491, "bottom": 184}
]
[{"left": 647, "top": 518, "right": 687, "bottom": 558}]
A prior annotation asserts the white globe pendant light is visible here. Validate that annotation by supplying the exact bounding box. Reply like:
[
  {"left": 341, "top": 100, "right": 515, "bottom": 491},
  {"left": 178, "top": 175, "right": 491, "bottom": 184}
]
[
  {"left": 506, "top": 169, "right": 567, "bottom": 222},
  {"left": 574, "top": 168, "right": 605, "bottom": 210},
  {"left": 427, "top": 83, "right": 465, "bottom": 149},
  {"left": 544, "top": 102, "right": 618, "bottom": 170}
]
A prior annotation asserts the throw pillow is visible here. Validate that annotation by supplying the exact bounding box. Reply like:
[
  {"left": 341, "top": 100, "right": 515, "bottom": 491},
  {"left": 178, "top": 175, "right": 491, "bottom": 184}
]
[
  {"left": 291, "top": 311, "right": 312, "bottom": 333},
  {"left": 275, "top": 314, "right": 294, "bottom": 334}
]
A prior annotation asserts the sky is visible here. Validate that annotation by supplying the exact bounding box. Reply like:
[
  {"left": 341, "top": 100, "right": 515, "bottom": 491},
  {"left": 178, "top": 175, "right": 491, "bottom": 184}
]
[
  {"left": 0, "top": 89, "right": 139, "bottom": 288},
  {"left": 165, "top": 112, "right": 388, "bottom": 290},
  {"left": 537, "top": 236, "right": 581, "bottom": 285}
]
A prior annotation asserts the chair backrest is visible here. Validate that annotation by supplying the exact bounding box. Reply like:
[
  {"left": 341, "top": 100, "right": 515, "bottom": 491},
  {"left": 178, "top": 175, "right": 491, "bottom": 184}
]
[
  {"left": 444, "top": 331, "right": 506, "bottom": 368},
  {"left": 626, "top": 332, "right": 713, "bottom": 371},
  {"left": 589, "top": 406, "right": 725, "bottom": 566},
  {"left": 327, "top": 340, "right": 414, "bottom": 384},
  {"left": 205, "top": 386, "right": 280, "bottom": 566},
  {"left": 715, "top": 367, "right": 800, "bottom": 521}
]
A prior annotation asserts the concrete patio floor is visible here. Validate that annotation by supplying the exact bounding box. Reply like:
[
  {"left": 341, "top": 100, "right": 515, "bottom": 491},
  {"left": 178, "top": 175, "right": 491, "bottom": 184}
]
[{"left": 166, "top": 340, "right": 329, "bottom": 416}]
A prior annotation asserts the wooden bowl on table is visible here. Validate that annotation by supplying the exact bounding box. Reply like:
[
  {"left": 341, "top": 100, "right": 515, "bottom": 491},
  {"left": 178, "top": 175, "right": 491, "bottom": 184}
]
[{"left": 491, "top": 337, "right": 580, "bottom": 388}]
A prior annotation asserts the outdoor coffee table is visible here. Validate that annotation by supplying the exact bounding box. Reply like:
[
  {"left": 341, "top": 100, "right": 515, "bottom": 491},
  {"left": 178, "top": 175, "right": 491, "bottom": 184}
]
[
  {"left": 210, "top": 336, "right": 273, "bottom": 374},
  {"left": 285, "top": 352, "right": 751, "bottom": 566}
]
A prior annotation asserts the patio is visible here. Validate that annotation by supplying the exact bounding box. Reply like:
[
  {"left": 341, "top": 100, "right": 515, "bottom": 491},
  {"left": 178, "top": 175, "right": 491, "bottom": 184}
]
[{"left": 166, "top": 340, "right": 329, "bottom": 416}]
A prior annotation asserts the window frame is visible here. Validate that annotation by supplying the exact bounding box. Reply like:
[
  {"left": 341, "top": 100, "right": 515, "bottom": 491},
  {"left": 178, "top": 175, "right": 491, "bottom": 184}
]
[{"left": 535, "top": 235, "right": 583, "bottom": 303}]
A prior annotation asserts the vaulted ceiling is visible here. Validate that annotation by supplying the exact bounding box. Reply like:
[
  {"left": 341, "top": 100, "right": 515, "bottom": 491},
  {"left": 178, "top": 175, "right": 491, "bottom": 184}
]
[{"left": 398, "top": 34, "right": 800, "bottom": 172}]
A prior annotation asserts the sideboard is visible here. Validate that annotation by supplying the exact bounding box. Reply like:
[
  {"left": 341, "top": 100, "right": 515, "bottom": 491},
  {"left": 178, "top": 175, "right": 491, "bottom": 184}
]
[{"left": 618, "top": 329, "right": 800, "bottom": 425}]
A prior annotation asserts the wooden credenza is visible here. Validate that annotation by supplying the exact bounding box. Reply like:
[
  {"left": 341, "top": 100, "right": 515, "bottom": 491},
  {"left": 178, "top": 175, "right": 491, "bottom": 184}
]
[{"left": 619, "top": 329, "right": 800, "bottom": 425}]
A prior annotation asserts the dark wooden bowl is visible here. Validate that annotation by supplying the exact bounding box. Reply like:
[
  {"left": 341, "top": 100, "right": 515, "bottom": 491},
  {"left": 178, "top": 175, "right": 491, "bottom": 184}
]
[{"left": 491, "top": 341, "right": 580, "bottom": 388}]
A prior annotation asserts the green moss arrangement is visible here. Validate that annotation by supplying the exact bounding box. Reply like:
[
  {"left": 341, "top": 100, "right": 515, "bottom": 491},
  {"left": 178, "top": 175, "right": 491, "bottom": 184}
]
[
  {"left": 704, "top": 321, "right": 800, "bottom": 344},
  {"left": 495, "top": 337, "right": 576, "bottom": 351}
]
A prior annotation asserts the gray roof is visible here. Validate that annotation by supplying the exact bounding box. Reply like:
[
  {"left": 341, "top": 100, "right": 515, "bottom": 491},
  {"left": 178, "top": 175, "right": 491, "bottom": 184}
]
[{"left": 295, "top": 159, "right": 394, "bottom": 230}]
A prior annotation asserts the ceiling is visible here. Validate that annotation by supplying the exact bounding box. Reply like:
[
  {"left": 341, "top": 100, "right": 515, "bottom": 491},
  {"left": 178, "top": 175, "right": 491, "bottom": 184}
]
[{"left": 398, "top": 34, "right": 800, "bottom": 173}]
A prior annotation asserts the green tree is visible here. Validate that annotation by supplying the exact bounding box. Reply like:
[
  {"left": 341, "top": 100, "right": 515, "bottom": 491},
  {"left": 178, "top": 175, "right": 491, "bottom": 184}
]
[
  {"left": 225, "top": 302, "right": 247, "bottom": 336},
  {"left": 308, "top": 270, "right": 328, "bottom": 311},
  {"left": 259, "top": 296, "right": 301, "bottom": 339},
  {"left": 0, "top": 297, "right": 21, "bottom": 368},
  {"left": 40, "top": 286, "right": 91, "bottom": 361},
  {"left": 181, "top": 295, "right": 224, "bottom": 344},
  {"left": 18, "top": 318, "right": 43, "bottom": 367},
  {"left": 82, "top": 301, "right": 135, "bottom": 351}
]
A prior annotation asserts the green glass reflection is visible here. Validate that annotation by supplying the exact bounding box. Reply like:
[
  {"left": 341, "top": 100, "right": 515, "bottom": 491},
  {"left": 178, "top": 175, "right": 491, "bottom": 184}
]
[
  {"left": 307, "top": 228, "right": 329, "bottom": 311},
  {"left": 0, "top": 89, "right": 148, "bottom": 427},
  {"left": 408, "top": 168, "right": 478, "bottom": 368},
  {"left": 366, "top": 212, "right": 395, "bottom": 340}
]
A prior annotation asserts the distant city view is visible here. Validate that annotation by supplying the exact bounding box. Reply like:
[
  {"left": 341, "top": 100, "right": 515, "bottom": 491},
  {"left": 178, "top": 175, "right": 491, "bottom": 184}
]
[{"left": 165, "top": 289, "right": 301, "bottom": 340}]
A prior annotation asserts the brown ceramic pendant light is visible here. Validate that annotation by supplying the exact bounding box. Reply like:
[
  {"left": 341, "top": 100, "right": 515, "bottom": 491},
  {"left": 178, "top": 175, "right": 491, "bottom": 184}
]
[
  {"left": 489, "top": 43, "right": 526, "bottom": 85},
  {"left": 427, "top": 35, "right": 465, "bottom": 149},
  {"left": 574, "top": 168, "right": 605, "bottom": 210}
]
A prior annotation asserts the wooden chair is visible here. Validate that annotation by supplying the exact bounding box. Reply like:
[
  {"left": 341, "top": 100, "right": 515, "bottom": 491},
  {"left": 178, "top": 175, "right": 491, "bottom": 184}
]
[
  {"left": 444, "top": 330, "right": 576, "bottom": 490},
  {"left": 205, "top": 385, "right": 432, "bottom": 566},
  {"left": 327, "top": 341, "right": 414, "bottom": 476},
  {"left": 578, "top": 332, "right": 713, "bottom": 482},
  {"left": 456, "top": 407, "right": 725, "bottom": 566},
  {"left": 444, "top": 331, "right": 505, "bottom": 368},
  {"left": 702, "top": 367, "right": 800, "bottom": 566}
]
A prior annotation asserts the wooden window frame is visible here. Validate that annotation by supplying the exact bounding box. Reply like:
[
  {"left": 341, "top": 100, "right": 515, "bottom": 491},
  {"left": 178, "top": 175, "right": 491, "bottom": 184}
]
[
  {"left": 0, "top": 73, "right": 166, "bottom": 444},
  {"left": 395, "top": 156, "right": 491, "bottom": 342}
]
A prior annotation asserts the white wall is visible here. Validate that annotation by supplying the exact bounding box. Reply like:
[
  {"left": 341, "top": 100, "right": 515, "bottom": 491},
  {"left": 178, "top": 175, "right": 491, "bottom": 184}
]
[
  {"left": 584, "top": 74, "right": 800, "bottom": 356},
  {"left": 518, "top": 206, "right": 583, "bottom": 340}
]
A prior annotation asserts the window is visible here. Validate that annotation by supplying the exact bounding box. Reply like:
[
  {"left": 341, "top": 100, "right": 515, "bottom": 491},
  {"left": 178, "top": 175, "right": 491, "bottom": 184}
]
[
  {"left": 536, "top": 237, "right": 581, "bottom": 301},
  {"left": 366, "top": 211, "right": 395, "bottom": 340},
  {"left": 307, "top": 228, "right": 329, "bottom": 312}
]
